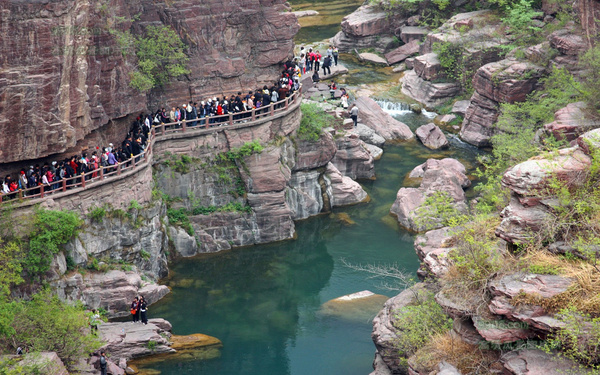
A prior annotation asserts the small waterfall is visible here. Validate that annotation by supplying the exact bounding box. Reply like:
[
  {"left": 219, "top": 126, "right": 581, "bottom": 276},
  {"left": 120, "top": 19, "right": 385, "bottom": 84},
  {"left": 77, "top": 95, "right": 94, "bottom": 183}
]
[
  {"left": 375, "top": 100, "right": 412, "bottom": 116},
  {"left": 376, "top": 100, "right": 438, "bottom": 119}
]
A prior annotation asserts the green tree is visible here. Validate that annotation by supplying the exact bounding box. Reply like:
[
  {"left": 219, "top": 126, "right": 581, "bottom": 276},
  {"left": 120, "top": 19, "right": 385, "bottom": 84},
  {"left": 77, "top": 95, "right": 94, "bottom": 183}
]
[
  {"left": 0, "top": 290, "right": 102, "bottom": 370},
  {"left": 24, "top": 209, "right": 82, "bottom": 277},
  {"left": 130, "top": 25, "right": 190, "bottom": 91}
]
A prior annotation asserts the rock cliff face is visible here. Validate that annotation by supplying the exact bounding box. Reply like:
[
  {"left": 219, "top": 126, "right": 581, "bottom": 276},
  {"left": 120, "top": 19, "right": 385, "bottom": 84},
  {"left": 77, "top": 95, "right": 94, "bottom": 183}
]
[{"left": 0, "top": 0, "right": 298, "bottom": 166}]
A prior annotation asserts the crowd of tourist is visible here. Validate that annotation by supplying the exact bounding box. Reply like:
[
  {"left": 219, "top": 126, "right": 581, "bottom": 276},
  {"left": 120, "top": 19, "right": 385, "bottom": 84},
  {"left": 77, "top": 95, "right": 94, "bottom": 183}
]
[
  {"left": 297, "top": 45, "right": 339, "bottom": 82},
  {"left": 0, "top": 64, "right": 304, "bottom": 201}
]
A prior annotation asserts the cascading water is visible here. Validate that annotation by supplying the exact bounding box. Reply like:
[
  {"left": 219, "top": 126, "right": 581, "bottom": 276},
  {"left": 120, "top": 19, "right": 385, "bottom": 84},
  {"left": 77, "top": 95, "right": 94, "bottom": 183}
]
[{"left": 376, "top": 99, "right": 438, "bottom": 119}]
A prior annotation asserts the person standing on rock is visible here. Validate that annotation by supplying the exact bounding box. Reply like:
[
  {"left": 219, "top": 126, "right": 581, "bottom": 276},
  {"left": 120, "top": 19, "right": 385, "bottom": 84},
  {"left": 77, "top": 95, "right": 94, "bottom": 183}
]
[
  {"left": 99, "top": 351, "right": 108, "bottom": 375},
  {"left": 131, "top": 297, "right": 139, "bottom": 323},
  {"left": 139, "top": 296, "right": 148, "bottom": 325},
  {"left": 350, "top": 104, "right": 359, "bottom": 127},
  {"left": 333, "top": 46, "right": 339, "bottom": 66},
  {"left": 322, "top": 55, "right": 332, "bottom": 76}
]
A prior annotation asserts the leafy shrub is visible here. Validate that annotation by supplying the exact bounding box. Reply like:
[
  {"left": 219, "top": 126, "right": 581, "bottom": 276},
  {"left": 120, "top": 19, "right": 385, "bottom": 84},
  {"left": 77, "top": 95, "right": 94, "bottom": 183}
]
[
  {"left": 129, "top": 199, "right": 142, "bottom": 211},
  {"left": 0, "top": 242, "right": 23, "bottom": 297},
  {"left": 130, "top": 25, "right": 190, "bottom": 91},
  {"left": 167, "top": 208, "right": 194, "bottom": 236},
  {"left": 0, "top": 290, "right": 102, "bottom": 370},
  {"left": 218, "top": 141, "right": 264, "bottom": 163},
  {"left": 544, "top": 307, "right": 600, "bottom": 369},
  {"left": 392, "top": 291, "right": 453, "bottom": 367},
  {"left": 25, "top": 209, "right": 82, "bottom": 278},
  {"left": 414, "top": 191, "right": 470, "bottom": 231},
  {"left": 475, "top": 68, "right": 582, "bottom": 213},
  {"left": 88, "top": 205, "right": 107, "bottom": 223},
  {"left": 445, "top": 215, "right": 502, "bottom": 290},
  {"left": 298, "top": 103, "right": 335, "bottom": 142}
]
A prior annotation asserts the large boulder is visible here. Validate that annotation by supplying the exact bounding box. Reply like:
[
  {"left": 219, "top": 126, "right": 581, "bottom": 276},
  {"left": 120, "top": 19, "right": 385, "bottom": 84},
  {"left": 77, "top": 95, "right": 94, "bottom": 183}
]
[
  {"left": 293, "top": 131, "right": 337, "bottom": 171},
  {"left": 501, "top": 147, "right": 591, "bottom": 196},
  {"left": 351, "top": 123, "right": 387, "bottom": 147},
  {"left": 415, "top": 123, "right": 449, "bottom": 149},
  {"left": 371, "top": 284, "right": 430, "bottom": 374},
  {"left": 413, "top": 53, "right": 445, "bottom": 81},
  {"left": 331, "top": 4, "right": 401, "bottom": 52},
  {"left": 544, "top": 102, "right": 600, "bottom": 142},
  {"left": 352, "top": 97, "right": 414, "bottom": 141},
  {"left": 390, "top": 158, "right": 470, "bottom": 232},
  {"left": 488, "top": 273, "right": 572, "bottom": 332},
  {"left": 51, "top": 270, "right": 170, "bottom": 318},
  {"left": 331, "top": 133, "right": 375, "bottom": 180},
  {"left": 502, "top": 349, "right": 593, "bottom": 374},
  {"left": 385, "top": 40, "right": 420, "bottom": 65},
  {"left": 414, "top": 226, "right": 455, "bottom": 278},
  {"left": 460, "top": 59, "right": 545, "bottom": 147},
  {"left": 324, "top": 163, "right": 369, "bottom": 207},
  {"left": 401, "top": 70, "right": 462, "bottom": 108}
]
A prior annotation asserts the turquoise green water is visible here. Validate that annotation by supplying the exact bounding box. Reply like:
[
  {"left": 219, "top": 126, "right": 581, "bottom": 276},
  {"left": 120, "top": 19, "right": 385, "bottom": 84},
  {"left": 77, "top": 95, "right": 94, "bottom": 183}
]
[
  {"left": 290, "top": 0, "right": 363, "bottom": 44},
  {"left": 133, "top": 108, "right": 484, "bottom": 374}
]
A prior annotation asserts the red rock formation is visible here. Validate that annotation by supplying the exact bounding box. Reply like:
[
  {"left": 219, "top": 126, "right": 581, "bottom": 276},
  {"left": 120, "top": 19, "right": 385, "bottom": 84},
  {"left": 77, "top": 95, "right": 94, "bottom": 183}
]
[{"left": 0, "top": 0, "right": 298, "bottom": 165}]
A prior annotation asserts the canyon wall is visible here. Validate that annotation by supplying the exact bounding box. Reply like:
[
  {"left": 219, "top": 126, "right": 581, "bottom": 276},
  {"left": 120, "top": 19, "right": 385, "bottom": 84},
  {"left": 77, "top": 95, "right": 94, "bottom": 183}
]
[{"left": 0, "top": 0, "right": 298, "bottom": 167}]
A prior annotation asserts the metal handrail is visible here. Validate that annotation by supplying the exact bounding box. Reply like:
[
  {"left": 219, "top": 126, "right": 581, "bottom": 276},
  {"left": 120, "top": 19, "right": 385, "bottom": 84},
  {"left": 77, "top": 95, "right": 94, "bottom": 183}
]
[{"left": 0, "top": 87, "right": 302, "bottom": 205}]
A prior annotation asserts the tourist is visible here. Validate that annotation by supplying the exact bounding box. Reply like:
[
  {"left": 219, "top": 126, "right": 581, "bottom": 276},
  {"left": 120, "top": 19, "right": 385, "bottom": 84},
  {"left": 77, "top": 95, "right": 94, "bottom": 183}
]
[
  {"left": 312, "top": 70, "right": 320, "bottom": 83},
  {"left": 314, "top": 51, "right": 322, "bottom": 72},
  {"left": 322, "top": 55, "right": 332, "bottom": 76},
  {"left": 90, "top": 309, "right": 101, "bottom": 334},
  {"left": 333, "top": 46, "right": 339, "bottom": 66},
  {"left": 131, "top": 297, "right": 139, "bottom": 323},
  {"left": 350, "top": 104, "right": 359, "bottom": 127},
  {"left": 341, "top": 94, "right": 349, "bottom": 109},
  {"left": 299, "top": 54, "right": 305, "bottom": 75},
  {"left": 99, "top": 351, "right": 108, "bottom": 375},
  {"left": 139, "top": 296, "right": 148, "bottom": 325}
]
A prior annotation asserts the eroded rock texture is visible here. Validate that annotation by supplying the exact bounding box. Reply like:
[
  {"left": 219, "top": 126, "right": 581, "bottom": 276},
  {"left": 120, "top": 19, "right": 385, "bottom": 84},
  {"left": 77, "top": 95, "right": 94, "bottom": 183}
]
[{"left": 0, "top": 0, "right": 298, "bottom": 165}]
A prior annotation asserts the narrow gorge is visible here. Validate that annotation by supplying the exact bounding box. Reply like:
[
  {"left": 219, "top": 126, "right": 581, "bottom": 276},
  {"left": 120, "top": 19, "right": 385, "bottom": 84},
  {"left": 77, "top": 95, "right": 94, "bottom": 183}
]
[{"left": 2, "top": 0, "right": 600, "bottom": 375}]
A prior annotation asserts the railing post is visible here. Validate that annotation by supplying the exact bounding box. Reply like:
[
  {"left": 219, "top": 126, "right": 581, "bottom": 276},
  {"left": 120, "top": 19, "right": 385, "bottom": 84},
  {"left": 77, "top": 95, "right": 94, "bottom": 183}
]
[
  {"left": 117, "top": 163, "right": 121, "bottom": 175},
  {"left": 81, "top": 174, "right": 86, "bottom": 188},
  {"left": 229, "top": 113, "right": 233, "bottom": 126},
  {"left": 251, "top": 108, "right": 256, "bottom": 121},
  {"left": 18, "top": 189, "right": 23, "bottom": 199},
  {"left": 62, "top": 180, "right": 67, "bottom": 192},
  {"left": 100, "top": 167, "right": 104, "bottom": 179},
  {"left": 182, "top": 121, "right": 187, "bottom": 132},
  {"left": 161, "top": 124, "right": 165, "bottom": 136},
  {"left": 285, "top": 97, "right": 289, "bottom": 109},
  {"left": 40, "top": 185, "right": 44, "bottom": 198},
  {"left": 205, "top": 118, "right": 209, "bottom": 129},
  {"left": 270, "top": 103, "right": 274, "bottom": 116}
]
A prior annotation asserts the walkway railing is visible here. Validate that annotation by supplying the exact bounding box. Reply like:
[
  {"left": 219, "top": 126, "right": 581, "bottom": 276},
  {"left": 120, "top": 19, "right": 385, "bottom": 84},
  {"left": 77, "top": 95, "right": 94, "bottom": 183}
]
[{"left": 0, "top": 88, "right": 302, "bottom": 205}]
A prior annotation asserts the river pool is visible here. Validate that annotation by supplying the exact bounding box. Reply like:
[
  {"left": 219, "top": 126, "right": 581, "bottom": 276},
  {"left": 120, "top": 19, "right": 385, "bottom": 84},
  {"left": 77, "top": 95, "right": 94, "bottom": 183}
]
[{"left": 132, "top": 2, "right": 484, "bottom": 373}]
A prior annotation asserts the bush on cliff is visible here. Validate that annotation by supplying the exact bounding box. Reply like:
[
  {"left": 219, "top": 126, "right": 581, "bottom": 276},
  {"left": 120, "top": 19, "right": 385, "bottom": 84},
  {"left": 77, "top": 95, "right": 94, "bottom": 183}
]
[
  {"left": 475, "top": 68, "right": 581, "bottom": 213},
  {"left": 24, "top": 209, "right": 82, "bottom": 278},
  {"left": 298, "top": 103, "right": 334, "bottom": 142},
  {"left": 129, "top": 25, "right": 190, "bottom": 92},
  {"left": 392, "top": 291, "right": 453, "bottom": 367}
]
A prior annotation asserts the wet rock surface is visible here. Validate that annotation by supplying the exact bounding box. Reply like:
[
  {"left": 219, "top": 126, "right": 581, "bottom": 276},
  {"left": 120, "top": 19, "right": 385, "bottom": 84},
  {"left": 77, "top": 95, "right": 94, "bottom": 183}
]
[
  {"left": 415, "top": 123, "right": 449, "bottom": 149},
  {"left": 353, "top": 96, "right": 414, "bottom": 140}
]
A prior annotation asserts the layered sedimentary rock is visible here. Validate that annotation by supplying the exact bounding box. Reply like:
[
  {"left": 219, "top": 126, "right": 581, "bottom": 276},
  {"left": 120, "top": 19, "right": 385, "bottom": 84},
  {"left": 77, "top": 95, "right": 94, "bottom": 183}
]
[
  {"left": 460, "top": 59, "right": 545, "bottom": 147},
  {"left": 390, "top": 158, "right": 470, "bottom": 232},
  {"left": 331, "top": 4, "right": 400, "bottom": 52},
  {"left": 0, "top": 0, "right": 298, "bottom": 166}
]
